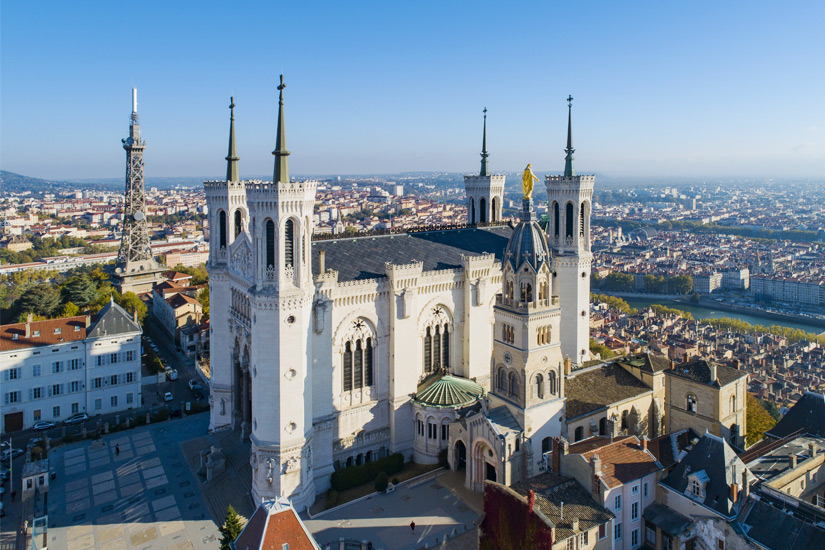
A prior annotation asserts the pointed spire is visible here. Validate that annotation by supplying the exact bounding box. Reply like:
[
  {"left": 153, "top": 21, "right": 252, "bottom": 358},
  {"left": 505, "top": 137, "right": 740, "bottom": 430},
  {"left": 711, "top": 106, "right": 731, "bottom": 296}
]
[
  {"left": 480, "top": 107, "right": 490, "bottom": 176},
  {"left": 564, "top": 95, "right": 575, "bottom": 178},
  {"left": 226, "top": 97, "right": 239, "bottom": 182},
  {"left": 272, "top": 75, "right": 291, "bottom": 184}
]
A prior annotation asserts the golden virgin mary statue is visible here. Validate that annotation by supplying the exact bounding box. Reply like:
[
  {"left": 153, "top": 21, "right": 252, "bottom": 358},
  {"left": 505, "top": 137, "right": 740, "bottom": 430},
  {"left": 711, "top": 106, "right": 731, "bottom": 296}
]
[{"left": 522, "top": 163, "right": 539, "bottom": 199}]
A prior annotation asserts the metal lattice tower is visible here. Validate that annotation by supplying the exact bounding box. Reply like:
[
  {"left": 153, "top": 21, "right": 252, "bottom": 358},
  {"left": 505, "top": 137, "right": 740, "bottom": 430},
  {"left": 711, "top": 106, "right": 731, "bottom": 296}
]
[{"left": 117, "top": 88, "right": 153, "bottom": 266}]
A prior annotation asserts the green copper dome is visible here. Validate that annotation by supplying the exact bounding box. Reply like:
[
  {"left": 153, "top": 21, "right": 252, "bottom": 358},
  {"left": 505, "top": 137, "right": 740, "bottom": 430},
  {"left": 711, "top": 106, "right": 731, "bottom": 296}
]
[{"left": 413, "top": 375, "right": 484, "bottom": 409}]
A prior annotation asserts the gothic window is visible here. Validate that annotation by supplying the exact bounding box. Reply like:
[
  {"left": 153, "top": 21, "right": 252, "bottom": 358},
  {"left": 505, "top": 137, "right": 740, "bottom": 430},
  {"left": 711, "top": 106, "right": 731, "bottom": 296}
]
[
  {"left": 234, "top": 210, "right": 243, "bottom": 239},
  {"left": 354, "top": 340, "right": 363, "bottom": 389},
  {"left": 520, "top": 283, "right": 533, "bottom": 302},
  {"left": 535, "top": 374, "right": 544, "bottom": 399},
  {"left": 480, "top": 197, "right": 487, "bottom": 224},
  {"left": 548, "top": 371, "right": 557, "bottom": 395},
  {"left": 219, "top": 210, "right": 227, "bottom": 248},
  {"left": 580, "top": 202, "right": 585, "bottom": 236},
  {"left": 508, "top": 372, "right": 519, "bottom": 398},
  {"left": 365, "top": 338, "right": 374, "bottom": 386},
  {"left": 470, "top": 198, "right": 475, "bottom": 224},
  {"left": 621, "top": 410, "right": 629, "bottom": 430},
  {"left": 599, "top": 417, "right": 607, "bottom": 435},
  {"left": 284, "top": 219, "right": 295, "bottom": 267},
  {"left": 498, "top": 367, "right": 507, "bottom": 391},
  {"left": 574, "top": 426, "right": 584, "bottom": 442},
  {"left": 492, "top": 197, "right": 498, "bottom": 222},
  {"left": 553, "top": 202, "right": 560, "bottom": 237},
  {"left": 687, "top": 394, "right": 697, "bottom": 413},
  {"left": 442, "top": 326, "right": 450, "bottom": 369},
  {"left": 423, "top": 313, "right": 451, "bottom": 374},
  {"left": 265, "top": 219, "right": 275, "bottom": 270},
  {"left": 542, "top": 437, "right": 551, "bottom": 454},
  {"left": 424, "top": 327, "right": 433, "bottom": 373},
  {"left": 507, "top": 280, "right": 514, "bottom": 299},
  {"left": 729, "top": 394, "right": 736, "bottom": 414},
  {"left": 343, "top": 342, "right": 352, "bottom": 392},
  {"left": 566, "top": 202, "right": 574, "bottom": 239},
  {"left": 433, "top": 325, "right": 441, "bottom": 369}
]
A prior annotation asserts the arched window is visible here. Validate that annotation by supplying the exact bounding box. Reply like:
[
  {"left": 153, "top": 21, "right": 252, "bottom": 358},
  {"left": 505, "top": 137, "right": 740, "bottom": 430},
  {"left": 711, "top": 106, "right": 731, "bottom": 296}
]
[
  {"left": 343, "top": 342, "right": 352, "bottom": 392},
  {"left": 424, "top": 327, "right": 433, "bottom": 373},
  {"left": 219, "top": 210, "right": 227, "bottom": 248},
  {"left": 354, "top": 340, "right": 363, "bottom": 389},
  {"left": 525, "top": 283, "right": 533, "bottom": 302},
  {"left": 423, "top": 314, "right": 452, "bottom": 374},
  {"left": 541, "top": 437, "right": 552, "bottom": 454},
  {"left": 442, "top": 325, "right": 450, "bottom": 369},
  {"left": 580, "top": 202, "right": 585, "bottom": 236},
  {"left": 265, "top": 219, "right": 275, "bottom": 270},
  {"left": 548, "top": 371, "right": 557, "bottom": 395},
  {"left": 234, "top": 210, "right": 243, "bottom": 239},
  {"left": 507, "top": 280, "right": 514, "bottom": 299},
  {"left": 284, "top": 219, "right": 295, "bottom": 267},
  {"left": 365, "top": 338, "right": 374, "bottom": 386},
  {"left": 553, "top": 202, "right": 560, "bottom": 237},
  {"left": 492, "top": 197, "right": 498, "bottom": 222},
  {"left": 433, "top": 325, "right": 441, "bottom": 369},
  {"left": 508, "top": 372, "right": 519, "bottom": 398},
  {"left": 566, "top": 202, "right": 574, "bottom": 239},
  {"left": 729, "top": 394, "right": 736, "bottom": 414},
  {"left": 535, "top": 374, "right": 544, "bottom": 399},
  {"left": 498, "top": 367, "right": 506, "bottom": 391},
  {"left": 574, "top": 426, "right": 584, "bottom": 442},
  {"left": 480, "top": 197, "right": 487, "bottom": 223},
  {"left": 687, "top": 394, "right": 697, "bottom": 413},
  {"left": 599, "top": 417, "right": 607, "bottom": 435},
  {"left": 470, "top": 198, "right": 475, "bottom": 224},
  {"left": 621, "top": 410, "right": 629, "bottom": 430}
]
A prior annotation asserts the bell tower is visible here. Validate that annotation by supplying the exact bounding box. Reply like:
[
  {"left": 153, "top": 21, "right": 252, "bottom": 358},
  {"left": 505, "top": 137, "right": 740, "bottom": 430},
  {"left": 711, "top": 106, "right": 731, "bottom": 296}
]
[
  {"left": 464, "top": 108, "right": 505, "bottom": 224},
  {"left": 245, "top": 75, "right": 317, "bottom": 511},
  {"left": 545, "top": 96, "right": 594, "bottom": 365},
  {"left": 489, "top": 196, "right": 565, "bottom": 473}
]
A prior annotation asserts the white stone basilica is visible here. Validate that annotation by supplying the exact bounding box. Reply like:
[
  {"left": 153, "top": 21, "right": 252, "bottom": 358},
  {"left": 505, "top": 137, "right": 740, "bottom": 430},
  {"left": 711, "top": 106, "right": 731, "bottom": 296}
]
[{"left": 206, "top": 82, "right": 593, "bottom": 511}]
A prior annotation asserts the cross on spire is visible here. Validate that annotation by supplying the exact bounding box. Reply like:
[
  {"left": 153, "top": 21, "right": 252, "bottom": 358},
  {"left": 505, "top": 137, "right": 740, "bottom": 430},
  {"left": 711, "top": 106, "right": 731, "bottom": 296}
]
[
  {"left": 564, "top": 95, "right": 575, "bottom": 178},
  {"left": 567, "top": 95, "right": 573, "bottom": 107},
  {"left": 272, "top": 74, "right": 291, "bottom": 183},
  {"left": 226, "top": 96, "right": 239, "bottom": 182},
  {"left": 480, "top": 107, "right": 490, "bottom": 176}
]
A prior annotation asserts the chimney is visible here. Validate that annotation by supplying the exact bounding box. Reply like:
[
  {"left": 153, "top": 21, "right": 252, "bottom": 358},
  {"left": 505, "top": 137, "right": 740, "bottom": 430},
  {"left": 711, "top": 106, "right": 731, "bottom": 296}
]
[
  {"left": 319, "top": 249, "right": 326, "bottom": 273},
  {"left": 528, "top": 490, "right": 535, "bottom": 513},
  {"left": 560, "top": 501, "right": 564, "bottom": 521},
  {"left": 810, "top": 443, "right": 817, "bottom": 458},
  {"left": 133, "top": 309, "right": 139, "bottom": 324},
  {"left": 85, "top": 315, "right": 91, "bottom": 328},
  {"left": 741, "top": 470, "right": 750, "bottom": 501},
  {"left": 552, "top": 437, "right": 568, "bottom": 474},
  {"left": 564, "top": 356, "right": 572, "bottom": 376},
  {"left": 709, "top": 363, "right": 717, "bottom": 383},
  {"left": 790, "top": 454, "right": 798, "bottom": 469},
  {"left": 670, "top": 359, "right": 676, "bottom": 370},
  {"left": 571, "top": 519, "right": 579, "bottom": 533},
  {"left": 640, "top": 436, "right": 648, "bottom": 452},
  {"left": 730, "top": 482, "right": 739, "bottom": 504},
  {"left": 25, "top": 313, "right": 32, "bottom": 338},
  {"left": 591, "top": 454, "right": 602, "bottom": 499}
]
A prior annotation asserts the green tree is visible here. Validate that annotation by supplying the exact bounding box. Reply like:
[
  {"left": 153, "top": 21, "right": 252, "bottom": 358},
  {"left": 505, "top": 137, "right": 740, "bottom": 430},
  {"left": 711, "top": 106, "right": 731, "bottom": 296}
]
[
  {"left": 61, "top": 275, "right": 98, "bottom": 307},
  {"left": 59, "top": 302, "right": 80, "bottom": 318},
  {"left": 602, "top": 273, "right": 634, "bottom": 292},
  {"left": 643, "top": 274, "right": 659, "bottom": 293},
  {"left": 746, "top": 393, "right": 777, "bottom": 446},
  {"left": 668, "top": 275, "right": 693, "bottom": 295},
  {"left": 374, "top": 471, "right": 389, "bottom": 492},
  {"left": 589, "top": 338, "right": 616, "bottom": 359},
  {"left": 219, "top": 505, "right": 244, "bottom": 550},
  {"left": 198, "top": 286, "right": 210, "bottom": 318},
  {"left": 17, "top": 283, "right": 61, "bottom": 318},
  {"left": 115, "top": 291, "right": 148, "bottom": 323}
]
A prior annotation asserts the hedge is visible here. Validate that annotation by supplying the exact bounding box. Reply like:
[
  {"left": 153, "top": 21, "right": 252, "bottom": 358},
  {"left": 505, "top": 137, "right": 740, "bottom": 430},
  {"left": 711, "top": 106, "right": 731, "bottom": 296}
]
[{"left": 330, "top": 453, "right": 404, "bottom": 492}]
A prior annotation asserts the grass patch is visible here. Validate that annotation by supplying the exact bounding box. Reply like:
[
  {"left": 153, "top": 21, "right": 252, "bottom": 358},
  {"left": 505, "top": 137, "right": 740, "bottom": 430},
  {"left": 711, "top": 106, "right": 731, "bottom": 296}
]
[{"left": 322, "top": 461, "right": 441, "bottom": 510}]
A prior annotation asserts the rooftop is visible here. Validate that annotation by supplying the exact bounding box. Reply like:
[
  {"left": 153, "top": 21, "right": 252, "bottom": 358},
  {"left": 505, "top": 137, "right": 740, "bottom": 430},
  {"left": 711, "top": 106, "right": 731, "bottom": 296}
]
[
  {"left": 568, "top": 436, "right": 662, "bottom": 488},
  {"left": 0, "top": 315, "right": 87, "bottom": 351},
  {"left": 666, "top": 357, "right": 748, "bottom": 387},
  {"left": 412, "top": 374, "right": 484, "bottom": 409},
  {"left": 565, "top": 363, "right": 653, "bottom": 420}
]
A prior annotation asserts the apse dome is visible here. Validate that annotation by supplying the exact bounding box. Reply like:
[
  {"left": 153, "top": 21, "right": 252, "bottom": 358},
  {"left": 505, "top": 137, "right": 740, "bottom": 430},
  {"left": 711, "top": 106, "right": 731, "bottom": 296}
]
[{"left": 505, "top": 213, "right": 551, "bottom": 273}]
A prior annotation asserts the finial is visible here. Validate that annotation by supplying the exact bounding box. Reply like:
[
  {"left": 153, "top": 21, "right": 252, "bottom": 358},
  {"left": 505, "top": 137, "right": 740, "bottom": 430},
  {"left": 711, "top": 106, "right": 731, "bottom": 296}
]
[
  {"left": 564, "top": 95, "right": 575, "bottom": 178},
  {"left": 480, "top": 107, "right": 490, "bottom": 177},
  {"left": 226, "top": 96, "right": 239, "bottom": 182},
  {"left": 272, "top": 74, "right": 291, "bottom": 184}
]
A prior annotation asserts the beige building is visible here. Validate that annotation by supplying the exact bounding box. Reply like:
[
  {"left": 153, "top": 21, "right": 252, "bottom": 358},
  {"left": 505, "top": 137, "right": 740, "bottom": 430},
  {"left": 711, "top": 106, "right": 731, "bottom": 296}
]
[{"left": 665, "top": 358, "right": 748, "bottom": 448}]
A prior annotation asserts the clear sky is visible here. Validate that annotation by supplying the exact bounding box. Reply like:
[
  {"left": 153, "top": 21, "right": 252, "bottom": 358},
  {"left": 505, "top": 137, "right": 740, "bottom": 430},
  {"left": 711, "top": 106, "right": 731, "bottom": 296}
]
[{"left": 2, "top": 1, "right": 824, "bottom": 180}]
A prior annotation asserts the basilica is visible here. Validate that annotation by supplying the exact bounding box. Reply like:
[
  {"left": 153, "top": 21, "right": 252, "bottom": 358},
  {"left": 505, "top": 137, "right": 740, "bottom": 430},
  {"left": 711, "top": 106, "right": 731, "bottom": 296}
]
[{"left": 205, "top": 80, "right": 594, "bottom": 511}]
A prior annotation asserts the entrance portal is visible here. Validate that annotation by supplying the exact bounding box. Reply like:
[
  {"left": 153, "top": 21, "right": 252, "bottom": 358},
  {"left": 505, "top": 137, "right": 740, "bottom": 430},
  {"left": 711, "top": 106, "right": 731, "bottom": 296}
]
[
  {"left": 455, "top": 441, "right": 467, "bottom": 470},
  {"left": 486, "top": 462, "right": 497, "bottom": 482}
]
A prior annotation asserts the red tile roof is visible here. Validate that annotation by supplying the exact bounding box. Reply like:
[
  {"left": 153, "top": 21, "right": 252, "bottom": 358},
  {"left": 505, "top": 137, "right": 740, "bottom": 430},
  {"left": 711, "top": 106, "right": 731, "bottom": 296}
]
[
  {"left": 1, "top": 316, "right": 88, "bottom": 351},
  {"left": 569, "top": 436, "right": 662, "bottom": 488}
]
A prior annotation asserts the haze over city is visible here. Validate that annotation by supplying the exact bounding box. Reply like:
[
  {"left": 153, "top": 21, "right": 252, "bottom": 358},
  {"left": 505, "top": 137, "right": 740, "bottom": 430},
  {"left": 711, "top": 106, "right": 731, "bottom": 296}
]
[{"left": 2, "top": 1, "right": 824, "bottom": 181}]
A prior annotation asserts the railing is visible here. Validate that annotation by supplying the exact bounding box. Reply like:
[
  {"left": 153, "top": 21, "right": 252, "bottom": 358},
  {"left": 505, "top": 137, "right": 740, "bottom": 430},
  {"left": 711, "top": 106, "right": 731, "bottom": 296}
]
[{"left": 312, "top": 220, "right": 512, "bottom": 241}]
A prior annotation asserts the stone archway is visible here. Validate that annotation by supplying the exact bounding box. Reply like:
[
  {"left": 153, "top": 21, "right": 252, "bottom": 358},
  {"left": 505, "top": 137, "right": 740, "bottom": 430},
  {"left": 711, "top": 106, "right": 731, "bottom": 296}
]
[
  {"left": 472, "top": 440, "right": 497, "bottom": 491},
  {"left": 455, "top": 440, "right": 467, "bottom": 471}
]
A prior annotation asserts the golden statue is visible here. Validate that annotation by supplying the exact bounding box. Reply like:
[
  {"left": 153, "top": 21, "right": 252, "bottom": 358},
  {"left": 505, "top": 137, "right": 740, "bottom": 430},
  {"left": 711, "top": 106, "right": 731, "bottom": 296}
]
[{"left": 522, "top": 163, "right": 539, "bottom": 199}]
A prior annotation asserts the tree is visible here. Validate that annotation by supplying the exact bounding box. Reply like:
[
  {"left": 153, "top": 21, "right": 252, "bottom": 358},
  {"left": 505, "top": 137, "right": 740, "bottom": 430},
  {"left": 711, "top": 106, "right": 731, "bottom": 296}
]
[
  {"left": 198, "top": 286, "right": 210, "bottom": 318},
  {"left": 374, "top": 471, "right": 389, "bottom": 492},
  {"left": 115, "top": 291, "right": 148, "bottom": 323},
  {"left": 62, "top": 275, "right": 97, "bottom": 307},
  {"left": 668, "top": 275, "right": 693, "bottom": 295},
  {"left": 589, "top": 338, "right": 616, "bottom": 359},
  {"left": 602, "top": 273, "right": 634, "bottom": 292},
  {"left": 746, "top": 393, "right": 777, "bottom": 447},
  {"left": 17, "top": 283, "right": 61, "bottom": 318},
  {"left": 219, "top": 505, "right": 244, "bottom": 550},
  {"left": 59, "top": 302, "right": 80, "bottom": 318}
]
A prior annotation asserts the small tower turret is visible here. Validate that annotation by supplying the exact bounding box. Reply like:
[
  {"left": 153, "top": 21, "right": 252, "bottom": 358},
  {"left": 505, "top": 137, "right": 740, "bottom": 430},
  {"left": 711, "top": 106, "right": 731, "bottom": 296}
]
[{"left": 464, "top": 108, "right": 505, "bottom": 224}]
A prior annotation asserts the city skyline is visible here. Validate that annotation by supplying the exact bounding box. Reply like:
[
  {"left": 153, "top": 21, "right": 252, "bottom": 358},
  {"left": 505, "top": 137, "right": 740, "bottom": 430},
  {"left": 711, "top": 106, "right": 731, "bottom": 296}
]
[{"left": 2, "top": 1, "right": 824, "bottom": 180}]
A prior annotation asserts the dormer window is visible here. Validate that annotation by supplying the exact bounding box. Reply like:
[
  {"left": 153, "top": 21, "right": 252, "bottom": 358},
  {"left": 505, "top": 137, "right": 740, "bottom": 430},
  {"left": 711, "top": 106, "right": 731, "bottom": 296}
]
[
  {"left": 74, "top": 326, "right": 81, "bottom": 332},
  {"left": 687, "top": 470, "right": 709, "bottom": 501},
  {"left": 690, "top": 479, "right": 701, "bottom": 496},
  {"left": 33, "top": 330, "right": 40, "bottom": 337},
  {"left": 54, "top": 328, "right": 61, "bottom": 334}
]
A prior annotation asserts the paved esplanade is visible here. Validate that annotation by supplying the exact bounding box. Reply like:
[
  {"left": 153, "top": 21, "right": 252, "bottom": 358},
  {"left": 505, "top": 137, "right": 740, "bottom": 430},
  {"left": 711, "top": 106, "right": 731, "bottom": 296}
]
[
  {"left": 305, "top": 472, "right": 480, "bottom": 550},
  {"left": 46, "top": 414, "right": 219, "bottom": 550}
]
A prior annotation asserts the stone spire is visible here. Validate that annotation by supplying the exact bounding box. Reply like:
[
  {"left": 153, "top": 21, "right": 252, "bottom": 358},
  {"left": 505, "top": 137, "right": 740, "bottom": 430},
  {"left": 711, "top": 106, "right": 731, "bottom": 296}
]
[
  {"left": 564, "top": 95, "right": 575, "bottom": 178},
  {"left": 272, "top": 75, "right": 291, "bottom": 184},
  {"left": 480, "top": 107, "right": 490, "bottom": 176},
  {"left": 226, "top": 97, "right": 239, "bottom": 182}
]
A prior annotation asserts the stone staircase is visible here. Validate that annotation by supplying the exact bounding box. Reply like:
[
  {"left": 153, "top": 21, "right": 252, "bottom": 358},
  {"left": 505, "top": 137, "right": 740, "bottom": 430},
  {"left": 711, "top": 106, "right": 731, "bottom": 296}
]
[{"left": 180, "top": 429, "right": 255, "bottom": 524}]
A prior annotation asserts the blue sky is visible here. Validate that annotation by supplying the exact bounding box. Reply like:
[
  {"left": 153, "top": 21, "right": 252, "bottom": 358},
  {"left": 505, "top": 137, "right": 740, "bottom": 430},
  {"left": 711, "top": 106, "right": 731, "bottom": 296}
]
[{"left": 2, "top": 1, "right": 823, "bottom": 180}]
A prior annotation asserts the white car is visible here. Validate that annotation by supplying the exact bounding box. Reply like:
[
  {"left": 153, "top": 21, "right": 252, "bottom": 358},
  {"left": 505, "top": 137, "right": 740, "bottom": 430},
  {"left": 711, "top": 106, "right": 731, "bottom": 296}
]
[
  {"left": 166, "top": 369, "right": 179, "bottom": 381},
  {"left": 163, "top": 392, "right": 174, "bottom": 402},
  {"left": 33, "top": 421, "right": 56, "bottom": 431},
  {"left": 0, "top": 448, "right": 23, "bottom": 462}
]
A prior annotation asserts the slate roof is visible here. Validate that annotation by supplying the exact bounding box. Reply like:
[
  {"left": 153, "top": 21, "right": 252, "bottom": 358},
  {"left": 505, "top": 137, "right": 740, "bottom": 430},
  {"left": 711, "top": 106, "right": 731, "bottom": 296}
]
[
  {"left": 311, "top": 226, "right": 513, "bottom": 281},
  {"left": 661, "top": 433, "right": 754, "bottom": 519},
  {"left": 618, "top": 352, "right": 671, "bottom": 373},
  {"left": 766, "top": 392, "right": 825, "bottom": 439},
  {"left": 512, "top": 473, "right": 614, "bottom": 543},
  {"left": 0, "top": 316, "right": 87, "bottom": 351},
  {"left": 742, "top": 499, "right": 825, "bottom": 549},
  {"left": 569, "top": 436, "right": 662, "bottom": 488},
  {"left": 565, "top": 363, "right": 652, "bottom": 420},
  {"left": 413, "top": 374, "right": 484, "bottom": 409},
  {"left": 746, "top": 435, "right": 825, "bottom": 483},
  {"left": 666, "top": 357, "right": 747, "bottom": 387},
  {"left": 505, "top": 216, "right": 550, "bottom": 273},
  {"left": 486, "top": 406, "right": 521, "bottom": 435},
  {"left": 648, "top": 428, "right": 700, "bottom": 470},
  {"left": 87, "top": 299, "right": 142, "bottom": 339},
  {"left": 642, "top": 502, "right": 692, "bottom": 537}
]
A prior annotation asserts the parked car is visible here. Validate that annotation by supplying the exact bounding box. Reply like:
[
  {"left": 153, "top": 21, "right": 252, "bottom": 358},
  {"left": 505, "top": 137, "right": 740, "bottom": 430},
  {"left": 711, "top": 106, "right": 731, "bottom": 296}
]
[
  {"left": 163, "top": 392, "right": 174, "bottom": 402},
  {"left": 166, "top": 369, "right": 179, "bottom": 381},
  {"left": 64, "top": 412, "right": 89, "bottom": 425},
  {"left": 0, "top": 467, "right": 9, "bottom": 481},
  {"left": 188, "top": 379, "right": 203, "bottom": 392},
  {"left": 0, "top": 448, "right": 23, "bottom": 462},
  {"left": 33, "top": 421, "right": 56, "bottom": 431}
]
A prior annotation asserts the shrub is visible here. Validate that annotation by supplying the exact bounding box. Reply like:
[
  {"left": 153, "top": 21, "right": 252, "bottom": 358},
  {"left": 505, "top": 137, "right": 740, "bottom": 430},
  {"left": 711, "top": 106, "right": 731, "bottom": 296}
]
[
  {"left": 151, "top": 409, "right": 169, "bottom": 423},
  {"left": 32, "top": 446, "right": 44, "bottom": 460},
  {"left": 326, "top": 489, "right": 339, "bottom": 508},
  {"left": 330, "top": 453, "right": 404, "bottom": 492},
  {"left": 392, "top": 477, "right": 400, "bottom": 485},
  {"left": 374, "top": 471, "right": 389, "bottom": 492}
]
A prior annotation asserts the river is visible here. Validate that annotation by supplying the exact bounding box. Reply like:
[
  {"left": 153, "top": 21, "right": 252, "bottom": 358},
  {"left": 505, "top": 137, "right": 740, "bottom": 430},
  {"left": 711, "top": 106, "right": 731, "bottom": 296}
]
[{"left": 623, "top": 298, "right": 825, "bottom": 335}]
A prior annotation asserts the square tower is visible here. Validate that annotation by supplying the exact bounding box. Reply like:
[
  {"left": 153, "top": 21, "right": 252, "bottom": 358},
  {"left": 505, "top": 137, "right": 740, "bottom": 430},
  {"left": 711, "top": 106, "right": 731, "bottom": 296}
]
[{"left": 464, "top": 109, "right": 505, "bottom": 224}]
